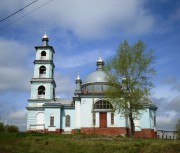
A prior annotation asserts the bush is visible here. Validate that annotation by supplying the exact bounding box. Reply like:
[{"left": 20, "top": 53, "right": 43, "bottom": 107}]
[
  {"left": 0, "top": 122, "right": 4, "bottom": 132},
  {"left": 7, "top": 125, "right": 19, "bottom": 133}
]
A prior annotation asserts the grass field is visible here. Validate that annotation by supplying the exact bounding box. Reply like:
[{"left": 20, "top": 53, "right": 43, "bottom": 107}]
[{"left": 0, "top": 133, "right": 180, "bottom": 153}]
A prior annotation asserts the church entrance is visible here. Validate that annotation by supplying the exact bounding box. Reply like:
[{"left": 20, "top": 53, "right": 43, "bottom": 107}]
[{"left": 99, "top": 112, "right": 107, "bottom": 128}]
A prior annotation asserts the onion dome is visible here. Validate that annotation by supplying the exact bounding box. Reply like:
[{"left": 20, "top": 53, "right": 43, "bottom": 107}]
[
  {"left": 81, "top": 55, "right": 108, "bottom": 94},
  {"left": 42, "top": 29, "right": 49, "bottom": 46}
]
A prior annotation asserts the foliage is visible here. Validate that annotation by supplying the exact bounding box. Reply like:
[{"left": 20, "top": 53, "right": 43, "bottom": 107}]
[
  {"left": 176, "top": 119, "right": 180, "bottom": 139},
  {"left": 6, "top": 125, "right": 19, "bottom": 132},
  {"left": 0, "top": 122, "right": 4, "bottom": 132},
  {"left": 105, "top": 40, "right": 156, "bottom": 136},
  {"left": 0, "top": 133, "right": 180, "bottom": 153},
  {"left": 0, "top": 122, "right": 19, "bottom": 133}
]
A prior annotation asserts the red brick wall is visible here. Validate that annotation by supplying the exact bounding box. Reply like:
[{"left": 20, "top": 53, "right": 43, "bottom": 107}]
[
  {"left": 134, "top": 129, "right": 157, "bottom": 138},
  {"left": 28, "top": 128, "right": 157, "bottom": 138},
  {"left": 73, "top": 127, "right": 128, "bottom": 136}
]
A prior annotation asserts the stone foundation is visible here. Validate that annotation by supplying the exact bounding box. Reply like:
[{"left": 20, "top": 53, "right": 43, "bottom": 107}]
[{"left": 28, "top": 128, "right": 157, "bottom": 138}]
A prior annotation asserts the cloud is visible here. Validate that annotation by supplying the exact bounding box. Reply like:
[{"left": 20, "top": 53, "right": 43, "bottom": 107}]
[
  {"left": 7, "top": 109, "right": 27, "bottom": 131},
  {"left": 157, "top": 115, "right": 177, "bottom": 130},
  {"left": 56, "top": 49, "right": 113, "bottom": 68},
  {"left": 0, "top": 92, "right": 28, "bottom": 131},
  {"left": 152, "top": 91, "right": 180, "bottom": 130},
  {"left": 153, "top": 6, "right": 180, "bottom": 34},
  {"left": 162, "top": 76, "right": 177, "bottom": 85},
  {"left": 55, "top": 73, "right": 75, "bottom": 98},
  {"left": 161, "top": 76, "right": 180, "bottom": 92},
  {"left": 0, "top": 38, "right": 32, "bottom": 92},
  {"left": 8, "top": 0, "right": 155, "bottom": 39},
  {"left": 166, "top": 96, "right": 180, "bottom": 113}
]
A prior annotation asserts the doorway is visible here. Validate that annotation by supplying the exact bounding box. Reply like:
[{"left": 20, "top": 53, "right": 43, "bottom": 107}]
[{"left": 99, "top": 112, "right": 107, "bottom": 128}]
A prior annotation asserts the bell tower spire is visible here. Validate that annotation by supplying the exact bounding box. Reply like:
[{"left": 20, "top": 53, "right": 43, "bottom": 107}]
[
  {"left": 96, "top": 51, "right": 104, "bottom": 71},
  {"left": 29, "top": 31, "right": 56, "bottom": 100},
  {"left": 42, "top": 29, "right": 49, "bottom": 46}
]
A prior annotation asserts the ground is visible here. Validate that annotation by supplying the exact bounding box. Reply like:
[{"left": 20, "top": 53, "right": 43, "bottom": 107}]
[{"left": 0, "top": 133, "right": 180, "bottom": 153}]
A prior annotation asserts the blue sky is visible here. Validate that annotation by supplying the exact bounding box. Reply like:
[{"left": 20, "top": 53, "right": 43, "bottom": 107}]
[{"left": 0, "top": 0, "right": 179, "bottom": 131}]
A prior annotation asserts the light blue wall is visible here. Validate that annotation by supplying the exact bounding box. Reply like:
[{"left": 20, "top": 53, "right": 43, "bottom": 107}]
[
  {"left": 34, "top": 64, "right": 53, "bottom": 78},
  {"left": 80, "top": 98, "right": 94, "bottom": 127},
  {"left": 27, "top": 110, "right": 44, "bottom": 130},
  {"left": 31, "top": 82, "right": 54, "bottom": 99},
  {"left": 80, "top": 98, "right": 126, "bottom": 128},
  {"left": 112, "top": 111, "right": 126, "bottom": 127},
  {"left": 140, "top": 109, "right": 151, "bottom": 129},
  {"left": 35, "top": 48, "right": 53, "bottom": 60},
  {"left": 61, "top": 108, "right": 75, "bottom": 131},
  {"left": 139, "top": 108, "right": 156, "bottom": 129},
  {"left": 44, "top": 108, "right": 61, "bottom": 130}
]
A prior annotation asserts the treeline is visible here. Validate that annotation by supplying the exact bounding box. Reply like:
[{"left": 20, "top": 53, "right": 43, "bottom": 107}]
[{"left": 0, "top": 122, "right": 19, "bottom": 133}]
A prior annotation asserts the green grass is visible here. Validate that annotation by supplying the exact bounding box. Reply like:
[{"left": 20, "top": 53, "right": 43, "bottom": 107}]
[{"left": 0, "top": 133, "right": 180, "bottom": 153}]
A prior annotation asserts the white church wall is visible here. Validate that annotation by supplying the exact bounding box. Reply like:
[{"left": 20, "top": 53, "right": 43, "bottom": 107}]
[
  {"left": 75, "top": 101, "right": 81, "bottom": 129},
  {"left": 149, "top": 109, "right": 156, "bottom": 130},
  {"left": 27, "top": 110, "right": 44, "bottom": 130},
  {"left": 113, "top": 111, "right": 126, "bottom": 127},
  {"left": 36, "top": 48, "right": 53, "bottom": 61},
  {"left": 28, "top": 102, "right": 44, "bottom": 107},
  {"left": 44, "top": 108, "right": 61, "bottom": 131},
  {"left": 80, "top": 97, "right": 96, "bottom": 128},
  {"left": 140, "top": 109, "right": 151, "bottom": 129},
  {"left": 30, "top": 82, "right": 53, "bottom": 99},
  {"left": 34, "top": 64, "right": 53, "bottom": 78},
  {"left": 61, "top": 108, "right": 75, "bottom": 131}
]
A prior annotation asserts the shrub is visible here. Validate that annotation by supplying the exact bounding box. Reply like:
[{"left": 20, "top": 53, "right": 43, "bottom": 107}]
[
  {"left": 7, "top": 125, "right": 19, "bottom": 133},
  {"left": 0, "top": 122, "right": 4, "bottom": 132}
]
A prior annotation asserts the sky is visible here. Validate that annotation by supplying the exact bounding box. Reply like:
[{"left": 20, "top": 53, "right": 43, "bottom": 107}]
[{"left": 0, "top": 0, "right": 179, "bottom": 131}]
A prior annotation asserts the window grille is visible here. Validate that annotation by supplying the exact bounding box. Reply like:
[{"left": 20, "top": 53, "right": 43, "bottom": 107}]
[
  {"left": 111, "top": 113, "right": 114, "bottom": 125},
  {"left": 94, "top": 100, "right": 113, "bottom": 109}
]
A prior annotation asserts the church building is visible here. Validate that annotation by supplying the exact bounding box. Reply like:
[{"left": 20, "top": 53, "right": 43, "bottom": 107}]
[{"left": 26, "top": 33, "right": 157, "bottom": 138}]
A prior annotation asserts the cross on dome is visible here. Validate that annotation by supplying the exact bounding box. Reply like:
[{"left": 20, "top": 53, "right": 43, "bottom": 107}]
[
  {"left": 98, "top": 51, "right": 103, "bottom": 62},
  {"left": 76, "top": 72, "right": 81, "bottom": 80},
  {"left": 42, "top": 29, "right": 49, "bottom": 46},
  {"left": 42, "top": 29, "right": 48, "bottom": 39}
]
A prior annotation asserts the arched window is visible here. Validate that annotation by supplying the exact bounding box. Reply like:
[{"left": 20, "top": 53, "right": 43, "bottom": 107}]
[
  {"left": 50, "top": 115, "right": 54, "bottom": 126},
  {"left": 38, "top": 86, "right": 45, "bottom": 98},
  {"left": 65, "top": 115, "right": 70, "bottom": 127},
  {"left": 94, "top": 100, "right": 113, "bottom": 109},
  {"left": 41, "top": 51, "right": 46, "bottom": 59},
  {"left": 36, "top": 112, "right": 44, "bottom": 130},
  {"left": 39, "top": 66, "right": 46, "bottom": 78}
]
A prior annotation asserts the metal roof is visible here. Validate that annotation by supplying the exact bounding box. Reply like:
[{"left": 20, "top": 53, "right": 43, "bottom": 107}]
[
  {"left": 82, "top": 70, "right": 107, "bottom": 84},
  {"left": 55, "top": 98, "right": 73, "bottom": 105}
]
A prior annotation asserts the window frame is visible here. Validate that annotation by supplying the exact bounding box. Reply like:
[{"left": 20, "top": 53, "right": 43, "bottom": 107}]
[
  {"left": 50, "top": 115, "right": 54, "bottom": 127},
  {"left": 38, "top": 85, "right": 45, "bottom": 98},
  {"left": 111, "top": 112, "right": 114, "bottom": 125},
  {"left": 41, "top": 51, "right": 46, "bottom": 59},
  {"left": 94, "top": 100, "right": 113, "bottom": 110},
  {"left": 65, "top": 115, "right": 70, "bottom": 127}
]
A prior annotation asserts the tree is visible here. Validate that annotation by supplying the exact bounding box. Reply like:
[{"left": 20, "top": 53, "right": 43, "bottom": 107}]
[
  {"left": 7, "top": 125, "right": 19, "bottom": 133},
  {"left": 0, "top": 122, "right": 4, "bottom": 132},
  {"left": 176, "top": 119, "right": 180, "bottom": 139},
  {"left": 105, "top": 40, "right": 156, "bottom": 136}
]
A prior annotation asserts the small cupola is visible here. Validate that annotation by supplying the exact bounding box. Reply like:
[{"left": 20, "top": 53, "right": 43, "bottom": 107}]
[
  {"left": 42, "top": 29, "right": 49, "bottom": 46},
  {"left": 75, "top": 73, "right": 82, "bottom": 96},
  {"left": 96, "top": 54, "right": 104, "bottom": 71}
]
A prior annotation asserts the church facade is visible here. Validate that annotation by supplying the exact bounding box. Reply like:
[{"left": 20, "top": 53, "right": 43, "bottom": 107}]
[{"left": 26, "top": 33, "right": 157, "bottom": 138}]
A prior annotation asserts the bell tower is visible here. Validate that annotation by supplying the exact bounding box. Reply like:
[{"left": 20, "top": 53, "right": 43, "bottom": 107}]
[{"left": 30, "top": 31, "right": 56, "bottom": 100}]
